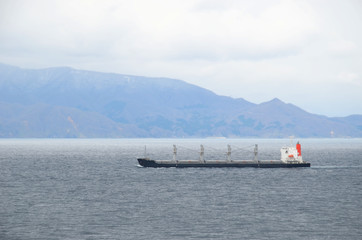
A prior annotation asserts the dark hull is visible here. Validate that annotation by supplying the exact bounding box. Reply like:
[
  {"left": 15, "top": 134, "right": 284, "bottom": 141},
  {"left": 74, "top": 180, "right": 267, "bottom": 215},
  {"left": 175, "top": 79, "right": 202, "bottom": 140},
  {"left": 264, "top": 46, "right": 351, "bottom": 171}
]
[{"left": 137, "top": 158, "right": 311, "bottom": 168}]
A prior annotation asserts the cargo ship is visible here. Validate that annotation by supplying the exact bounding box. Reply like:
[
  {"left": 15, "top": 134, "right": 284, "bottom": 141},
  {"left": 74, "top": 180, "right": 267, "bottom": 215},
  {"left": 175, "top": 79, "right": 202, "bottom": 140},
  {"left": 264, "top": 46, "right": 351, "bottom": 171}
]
[{"left": 137, "top": 142, "right": 310, "bottom": 168}]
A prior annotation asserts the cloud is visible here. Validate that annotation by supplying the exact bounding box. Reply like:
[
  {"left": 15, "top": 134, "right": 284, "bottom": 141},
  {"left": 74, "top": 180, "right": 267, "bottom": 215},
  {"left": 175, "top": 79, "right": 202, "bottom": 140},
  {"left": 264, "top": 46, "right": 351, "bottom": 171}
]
[
  {"left": 327, "top": 40, "right": 358, "bottom": 57},
  {"left": 0, "top": 0, "right": 317, "bottom": 61},
  {"left": 127, "top": 0, "right": 318, "bottom": 61}
]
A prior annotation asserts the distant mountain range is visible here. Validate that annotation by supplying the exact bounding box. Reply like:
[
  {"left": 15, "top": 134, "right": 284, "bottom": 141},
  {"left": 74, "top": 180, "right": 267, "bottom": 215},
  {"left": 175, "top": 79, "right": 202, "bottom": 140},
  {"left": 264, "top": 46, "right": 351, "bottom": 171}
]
[{"left": 0, "top": 63, "right": 361, "bottom": 138}]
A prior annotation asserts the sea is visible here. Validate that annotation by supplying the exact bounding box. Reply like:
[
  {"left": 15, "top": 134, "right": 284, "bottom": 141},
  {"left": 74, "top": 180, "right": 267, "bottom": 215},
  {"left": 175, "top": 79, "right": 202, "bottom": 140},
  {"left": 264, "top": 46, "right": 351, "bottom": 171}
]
[{"left": 0, "top": 138, "right": 361, "bottom": 240}]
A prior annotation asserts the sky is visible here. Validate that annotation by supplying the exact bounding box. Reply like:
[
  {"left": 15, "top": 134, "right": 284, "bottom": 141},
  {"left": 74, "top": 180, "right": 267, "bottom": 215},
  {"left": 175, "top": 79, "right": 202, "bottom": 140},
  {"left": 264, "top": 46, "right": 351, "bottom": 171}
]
[{"left": 0, "top": 0, "right": 361, "bottom": 117}]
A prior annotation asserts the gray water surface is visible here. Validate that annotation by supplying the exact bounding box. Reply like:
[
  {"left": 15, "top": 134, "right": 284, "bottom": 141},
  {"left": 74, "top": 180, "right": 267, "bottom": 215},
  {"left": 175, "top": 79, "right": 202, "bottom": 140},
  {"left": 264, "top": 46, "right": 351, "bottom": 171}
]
[{"left": 1, "top": 138, "right": 361, "bottom": 239}]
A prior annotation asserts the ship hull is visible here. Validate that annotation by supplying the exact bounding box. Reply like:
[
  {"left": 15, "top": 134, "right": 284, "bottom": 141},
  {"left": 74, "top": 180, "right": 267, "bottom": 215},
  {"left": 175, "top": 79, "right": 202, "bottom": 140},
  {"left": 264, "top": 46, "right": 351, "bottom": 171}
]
[{"left": 137, "top": 158, "right": 311, "bottom": 168}]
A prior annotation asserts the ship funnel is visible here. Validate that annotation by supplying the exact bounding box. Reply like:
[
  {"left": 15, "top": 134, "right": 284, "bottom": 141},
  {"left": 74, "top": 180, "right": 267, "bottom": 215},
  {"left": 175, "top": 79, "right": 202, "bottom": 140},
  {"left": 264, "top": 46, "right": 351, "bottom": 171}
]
[{"left": 296, "top": 142, "right": 302, "bottom": 156}]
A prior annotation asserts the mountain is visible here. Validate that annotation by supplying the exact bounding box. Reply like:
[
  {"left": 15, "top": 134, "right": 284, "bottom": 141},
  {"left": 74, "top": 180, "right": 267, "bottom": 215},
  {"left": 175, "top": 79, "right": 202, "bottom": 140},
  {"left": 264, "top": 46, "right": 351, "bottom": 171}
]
[{"left": 0, "top": 63, "right": 361, "bottom": 138}]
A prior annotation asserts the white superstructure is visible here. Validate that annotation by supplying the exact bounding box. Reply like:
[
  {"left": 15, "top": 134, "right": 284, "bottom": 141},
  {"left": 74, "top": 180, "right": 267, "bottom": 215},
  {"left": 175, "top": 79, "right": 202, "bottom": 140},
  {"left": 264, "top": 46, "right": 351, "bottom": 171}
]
[{"left": 280, "top": 141, "right": 303, "bottom": 163}]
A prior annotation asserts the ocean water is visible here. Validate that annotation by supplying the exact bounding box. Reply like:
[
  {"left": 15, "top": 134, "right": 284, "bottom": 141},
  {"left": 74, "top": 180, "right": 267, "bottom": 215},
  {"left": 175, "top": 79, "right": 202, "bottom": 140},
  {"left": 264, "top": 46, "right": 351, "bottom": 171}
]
[{"left": 0, "top": 138, "right": 361, "bottom": 240}]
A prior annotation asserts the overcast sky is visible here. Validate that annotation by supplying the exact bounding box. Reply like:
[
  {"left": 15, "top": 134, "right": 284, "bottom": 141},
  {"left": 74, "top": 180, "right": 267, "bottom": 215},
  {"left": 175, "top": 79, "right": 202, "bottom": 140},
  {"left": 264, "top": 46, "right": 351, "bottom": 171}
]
[{"left": 1, "top": 0, "right": 361, "bottom": 117}]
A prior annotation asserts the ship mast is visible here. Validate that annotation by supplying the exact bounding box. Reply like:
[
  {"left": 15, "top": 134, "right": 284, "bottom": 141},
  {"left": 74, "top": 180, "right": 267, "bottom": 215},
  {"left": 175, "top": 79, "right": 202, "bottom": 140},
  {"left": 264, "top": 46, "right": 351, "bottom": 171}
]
[
  {"left": 254, "top": 144, "right": 258, "bottom": 162},
  {"left": 227, "top": 144, "right": 231, "bottom": 162},
  {"left": 173, "top": 144, "right": 177, "bottom": 163},
  {"left": 199, "top": 144, "right": 205, "bottom": 162}
]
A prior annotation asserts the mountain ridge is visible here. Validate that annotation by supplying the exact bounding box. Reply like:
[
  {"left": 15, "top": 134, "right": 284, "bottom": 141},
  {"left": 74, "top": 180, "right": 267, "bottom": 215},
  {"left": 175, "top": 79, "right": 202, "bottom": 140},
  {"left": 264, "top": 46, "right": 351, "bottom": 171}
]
[{"left": 0, "top": 63, "right": 361, "bottom": 138}]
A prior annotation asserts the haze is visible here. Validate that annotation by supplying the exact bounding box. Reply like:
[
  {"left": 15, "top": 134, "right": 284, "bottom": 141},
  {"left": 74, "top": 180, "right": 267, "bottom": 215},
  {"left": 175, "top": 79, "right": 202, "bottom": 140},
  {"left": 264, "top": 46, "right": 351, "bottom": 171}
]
[{"left": 0, "top": 0, "right": 361, "bottom": 116}]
